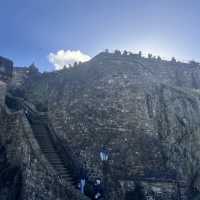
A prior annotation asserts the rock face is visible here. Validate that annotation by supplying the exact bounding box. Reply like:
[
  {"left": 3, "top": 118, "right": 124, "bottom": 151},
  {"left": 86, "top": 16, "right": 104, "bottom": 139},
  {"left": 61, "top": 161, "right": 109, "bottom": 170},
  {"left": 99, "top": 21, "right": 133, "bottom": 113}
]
[
  {"left": 3, "top": 51, "right": 200, "bottom": 200},
  {"left": 0, "top": 56, "right": 21, "bottom": 199},
  {"left": 0, "top": 58, "right": 85, "bottom": 200}
]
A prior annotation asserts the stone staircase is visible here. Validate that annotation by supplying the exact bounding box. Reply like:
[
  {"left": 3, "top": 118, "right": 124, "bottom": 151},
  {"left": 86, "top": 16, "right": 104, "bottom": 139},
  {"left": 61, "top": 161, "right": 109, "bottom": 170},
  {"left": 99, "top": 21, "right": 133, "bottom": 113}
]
[
  {"left": 27, "top": 114, "right": 77, "bottom": 185},
  {"left": 5, "top": 94, "right": 92, "bottom": 199}
]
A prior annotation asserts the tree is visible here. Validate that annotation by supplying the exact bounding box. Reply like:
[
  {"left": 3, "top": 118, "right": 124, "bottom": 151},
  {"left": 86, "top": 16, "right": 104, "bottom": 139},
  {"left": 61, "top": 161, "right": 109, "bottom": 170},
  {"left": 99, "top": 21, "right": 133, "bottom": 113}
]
[
  {"left": 28, "top": 63, "right": 39, "bottom": 75},
  {"left": 171, "top": 57, "right": 176, "bottom": 63},
  {"left": 189, "top": 60, "right": 199, "bottom": 66},
  {"left": 138, "top": 51, "right": 142, "bottom": 58},
  {"left": 123, "top": 50, "right": 128, "bottom": 56},
  {"left": 114, "top": 50, "right": 121, "bottom": 56},
  {"left": 157, "top": 56, "right": 162, "bottom": 61},
  {"left": 73, "top": 62, "right": 78, "bottom": 67},
  {"left": 148, "top": 54, "right": 152, "bottom": 59}
]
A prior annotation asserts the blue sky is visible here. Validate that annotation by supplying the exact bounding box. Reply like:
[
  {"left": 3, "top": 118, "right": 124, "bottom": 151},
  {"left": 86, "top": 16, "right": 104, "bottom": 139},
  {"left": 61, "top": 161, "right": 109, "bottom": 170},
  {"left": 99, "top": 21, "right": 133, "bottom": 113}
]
[{"left": 0, "top": 0, "right": 200, "bottom": 71}]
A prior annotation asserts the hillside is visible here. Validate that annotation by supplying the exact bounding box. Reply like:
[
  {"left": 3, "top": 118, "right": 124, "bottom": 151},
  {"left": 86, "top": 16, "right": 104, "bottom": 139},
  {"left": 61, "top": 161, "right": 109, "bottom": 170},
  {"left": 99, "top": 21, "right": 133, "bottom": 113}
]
[{"left": 2, "top": 51, "right": 200, "bottom": 199}]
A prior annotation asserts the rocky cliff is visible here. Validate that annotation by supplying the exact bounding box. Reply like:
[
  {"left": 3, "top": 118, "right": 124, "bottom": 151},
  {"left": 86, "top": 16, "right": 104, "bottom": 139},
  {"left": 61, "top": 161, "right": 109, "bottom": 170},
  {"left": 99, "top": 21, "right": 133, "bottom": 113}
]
[
  {"left": 3, "top": 51, "right": 200, "bottom": 200},
  {"left": 0, "top": 57, "right": 87, "bottom": 200}
]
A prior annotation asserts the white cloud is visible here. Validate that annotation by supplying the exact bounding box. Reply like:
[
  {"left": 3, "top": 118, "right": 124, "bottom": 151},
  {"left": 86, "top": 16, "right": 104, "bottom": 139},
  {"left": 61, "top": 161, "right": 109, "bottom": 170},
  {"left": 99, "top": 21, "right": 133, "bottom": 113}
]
[{"left": 48, "top": 50, "right": 91, "bottom": 70}]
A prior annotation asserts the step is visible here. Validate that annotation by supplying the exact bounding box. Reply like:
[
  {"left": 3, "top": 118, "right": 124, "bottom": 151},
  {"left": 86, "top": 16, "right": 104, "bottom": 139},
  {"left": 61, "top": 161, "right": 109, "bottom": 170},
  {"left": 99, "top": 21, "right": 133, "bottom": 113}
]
[
  {"left": 49, "top": 161, "right": 64, "bottom": 165},
  {"left": 34, "top": 131, "right": 48, "bottom": 134},
  {"left": 38, "top": 144, "right": 54, "bottom": 147},
  {"left": 42, "top": 150, "right": 57, "bottom": 153},
  {"left": 39, "top": 148, "right": 55, "bottom": 151},
  {"left": 34, "top": 133, "right": 48, "bottom": 135},
  {"left": 52, "top": 163, "right": 66, "bottom": 167},
  {"left": 37, "top": 142, "right": 53, "bottom": 146},
  {"left": 55, "top": 169, "right": 69, "bottom": 174},
  {"left": 40, "top": 149, "right": 56, "bottom": 153},
  {"left": 35, "top": 137, "right": 52, "bottom": 141},
  {"left": 37, "top": 141, "right": 53, "bottom": 144},
  {"left": 49, "top": 163, "right": 64, "bottom": 167},
  {"left": 37, "top": 143, "right": 52, "bottom": 145},
  {"left": 33, "top": 129, "right": 47, "bottom": 132},
  {"left": 46, "top": 155, "right": 61, "bottom": 159},
  {"left": 47, "top": 153, "right": 60, "bottom": 156},
  {"left": 44, "top": 153, "right": 60, "bottom": 156},
  {"left": 60, "top": 176, "right": 74, "bottom": 182},
  {"left": 55, "top": 167, "right": 67, "bottom": 171},
  {"left": 59, "top": 175, "right": 73, "bottom": 182},
  {"left": 54, "top": 165, "right": 67, "bottom": 169},
  {"left": 30, "top": 121, "right": 80, "bottom": 187},
  {"left": 56, "top": 169, "right": 68, "bottom": 173},
  {"left": 47, "top": 159, "right": 63, "bottom": 163},
  {"left": 42, "top": 152, "right": 58, "bottom": 155},
  {"left": 59, "top": 173, "right": 72, "bottom": 179}
]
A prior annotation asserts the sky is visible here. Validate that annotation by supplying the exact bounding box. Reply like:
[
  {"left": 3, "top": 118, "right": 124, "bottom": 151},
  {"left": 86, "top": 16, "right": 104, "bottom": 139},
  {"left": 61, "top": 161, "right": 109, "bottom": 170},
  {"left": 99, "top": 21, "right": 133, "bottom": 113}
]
[{"left": 0, "top": 0, "right": 200, "bottom": 71}]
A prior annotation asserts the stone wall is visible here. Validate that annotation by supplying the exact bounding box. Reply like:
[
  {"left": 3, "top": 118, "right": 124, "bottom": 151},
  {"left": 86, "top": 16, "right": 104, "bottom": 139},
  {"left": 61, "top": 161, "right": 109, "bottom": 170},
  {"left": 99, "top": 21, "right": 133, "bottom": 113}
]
[
  {"left": 119, "top": 179, "right": 185, "bottom": 200},
  {"left": 1, "top": 108, "right": 87, "bottom": 200}
]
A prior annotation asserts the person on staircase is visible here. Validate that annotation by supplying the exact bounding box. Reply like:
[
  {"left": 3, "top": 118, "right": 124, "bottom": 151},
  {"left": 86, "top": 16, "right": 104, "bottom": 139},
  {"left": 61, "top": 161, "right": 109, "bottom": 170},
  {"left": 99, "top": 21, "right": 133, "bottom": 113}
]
[
  {"left": 79, "top": 168, "right": 86, "bottom": 194},
  {"left": 25, "top": 110, "right": 29, "bottom": 118},
  {"left": 93, "top": 178, "right": 103, "bottom": 199}
]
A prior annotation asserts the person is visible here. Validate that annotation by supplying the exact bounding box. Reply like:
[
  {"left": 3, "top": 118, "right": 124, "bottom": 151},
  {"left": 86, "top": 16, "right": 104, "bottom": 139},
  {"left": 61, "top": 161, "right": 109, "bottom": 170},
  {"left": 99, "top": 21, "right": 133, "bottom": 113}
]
[
  {"left": 25, "top": 110, "right": 28, "bottom": 116},
  {"left": 79, "top": 168, "right": 86, "bottom": 193},
  {"left": 0, "top": 146, "right": 6, "bottom": 166},
  {"left": 100, "top": 147, "right": 108, "bottom": 161},
  {"left": 80, "top": 177, "right": 86, "bottom": 193},
  {"left": 93, "top": 179, "right": 103, "bottom": 199}
]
